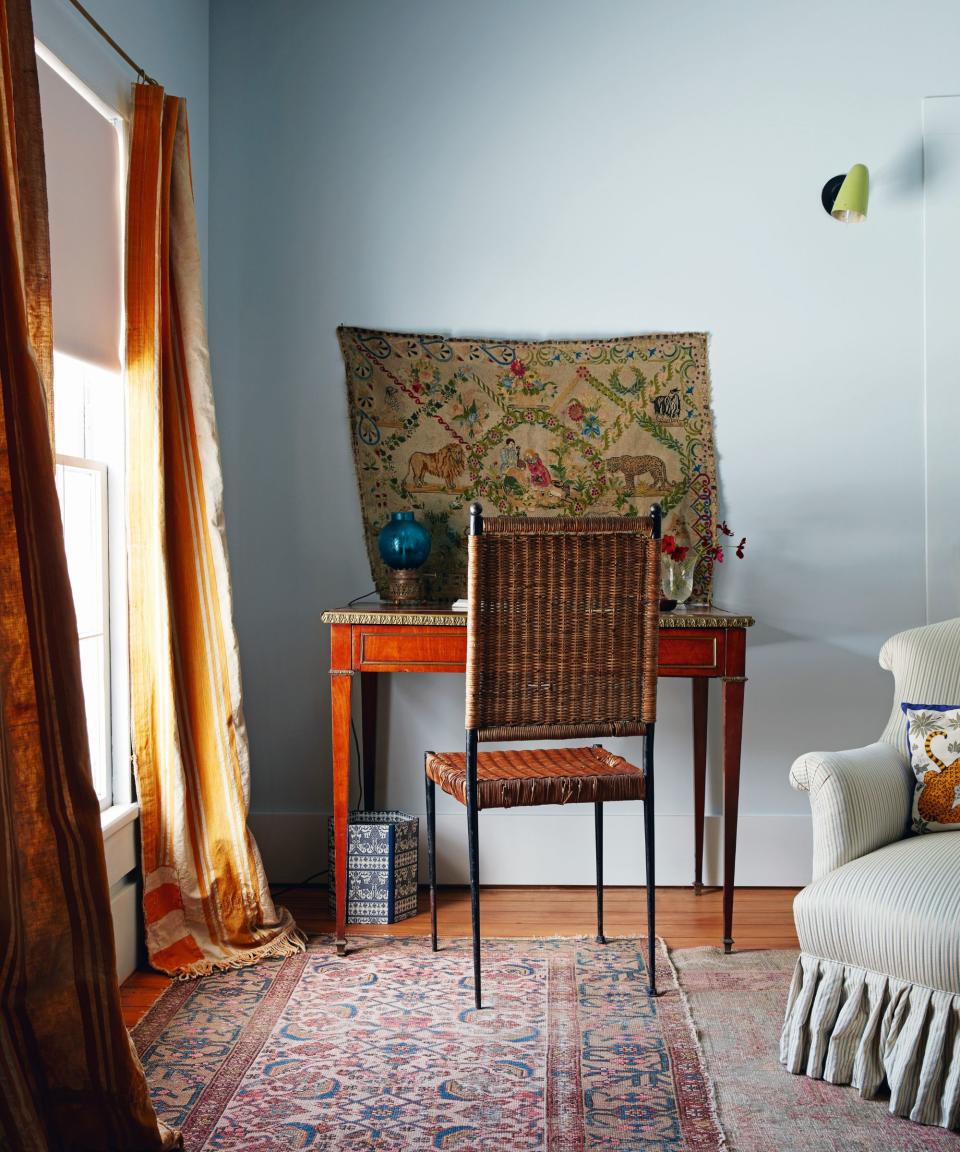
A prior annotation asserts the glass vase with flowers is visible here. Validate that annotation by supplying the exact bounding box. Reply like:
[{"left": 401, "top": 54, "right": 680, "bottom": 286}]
[{"left": 661, "top": 519, "right": 747, "bottom": 611}]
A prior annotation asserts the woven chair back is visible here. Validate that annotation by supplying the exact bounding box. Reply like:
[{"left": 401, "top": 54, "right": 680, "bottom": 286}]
[{"left": 465, "top": 513, "right": 660, "bottom": 742}]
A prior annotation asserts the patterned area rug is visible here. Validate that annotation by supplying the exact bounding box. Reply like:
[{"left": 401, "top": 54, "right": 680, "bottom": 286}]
[
  {"left": 134, "top": 936, "right": 723, "bottom": 1150},
  {"left": 673, "top": 948, "right": 960, "bottom": 1151}
]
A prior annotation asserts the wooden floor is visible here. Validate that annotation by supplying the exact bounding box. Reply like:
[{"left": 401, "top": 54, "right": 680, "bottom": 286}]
[{"left": 119, "top": 884, "right": 799, "bottom": 1028}]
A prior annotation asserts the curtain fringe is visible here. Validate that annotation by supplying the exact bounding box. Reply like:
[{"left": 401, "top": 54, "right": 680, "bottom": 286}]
[{"left": 174, "top": 926, "right": 308, "bottom": 981}]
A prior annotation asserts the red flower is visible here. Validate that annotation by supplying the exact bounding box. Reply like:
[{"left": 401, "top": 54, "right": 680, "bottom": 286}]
[
  {"left": 714, "top": 545, "right": 725, "bottom": 563},
  {"left": 576, "top": 365, "right": 590, "bottom": 378},
  {"left": 672, "top": 545, "right": 690, "bottom": 562},
  {"left": 509, "top": 359, "right": 527, "bottom": 377},
  {"left": 568, "top": 401, "right": 585, "bottom": 422},
  {"left": 736, "top": 536, "right": 747, "bottom": 559},
  {"left": 718, "top": 520, "right": 734, "bottom": 537},
  {"left": 661, "top": 535, "right": 676, "bottom": 555},
  {"left": 411, "top": 382, "right": 422, "bottom": 394}
]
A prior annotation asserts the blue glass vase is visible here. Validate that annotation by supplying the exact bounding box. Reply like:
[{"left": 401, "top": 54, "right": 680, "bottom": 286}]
[{"left": 378, "top": 511, "right": 431, "bottom": 572}]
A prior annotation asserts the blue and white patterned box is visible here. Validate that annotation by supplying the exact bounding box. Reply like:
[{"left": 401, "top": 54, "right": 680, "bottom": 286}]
[{"left": 327, "top": 811, "right": 419, "bottom": 924}]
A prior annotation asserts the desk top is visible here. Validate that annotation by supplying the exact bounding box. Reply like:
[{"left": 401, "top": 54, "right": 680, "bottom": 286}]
[{"left": 322, "top": 602, "right": 755, "bottom": 630}]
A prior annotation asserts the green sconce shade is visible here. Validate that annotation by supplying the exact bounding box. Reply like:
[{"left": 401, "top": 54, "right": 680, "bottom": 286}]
[{"left": 823, "top": 163, "right": 869, "bottom": 223}]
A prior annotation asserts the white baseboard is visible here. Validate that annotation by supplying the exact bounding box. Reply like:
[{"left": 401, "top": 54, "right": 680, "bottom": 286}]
[
  {"left": 103, "top": 810, "right": 139, "bottom": 982},
  {"left": 249, "top": 810, "right": 812, "bottom": 888},
  {"left": 110, "top": 880, "right": 138, "bottom": 982}
]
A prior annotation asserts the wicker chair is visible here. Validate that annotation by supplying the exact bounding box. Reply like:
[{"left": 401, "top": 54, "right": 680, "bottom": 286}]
[{"left": 424, "top": 502, "right": 661, "bottom": 1009}]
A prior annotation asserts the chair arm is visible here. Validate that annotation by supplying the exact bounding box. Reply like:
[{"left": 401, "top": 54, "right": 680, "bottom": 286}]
[{"left": 789, "top": 742, "right": 913, "bottom": 881}]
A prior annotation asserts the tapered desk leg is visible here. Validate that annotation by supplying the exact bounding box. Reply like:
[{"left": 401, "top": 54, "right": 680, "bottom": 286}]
[
  {"left": 330, "top": 624, "right": 354, "bottom": 956},
  {"left": 360, "top": 672, "right": 378, "bottom": 812},
  {"left": 692, "top": 679, "right": 708, "bottom": 893},
  {"left": 721, "top": 630, "right": 747, "bottom": 954}
]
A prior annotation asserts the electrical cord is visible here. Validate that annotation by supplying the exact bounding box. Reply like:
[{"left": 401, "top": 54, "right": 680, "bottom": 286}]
[
  {"left": 351, "top": 715, "right": 363, "bottom": 809},
  {"left": 272, "top": 695, "right": 366, "bottom": 897},
  {"left": 270, "top": 869, "right": 328, "bottom": 898},
  {"left": 277, "top": 599, "right": 372, "bottom": 898}
]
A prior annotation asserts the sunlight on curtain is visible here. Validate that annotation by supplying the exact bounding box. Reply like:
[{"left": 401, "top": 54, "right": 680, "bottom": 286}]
[{"left": 126, "top": 84, "right": 304, "bottom": 976}]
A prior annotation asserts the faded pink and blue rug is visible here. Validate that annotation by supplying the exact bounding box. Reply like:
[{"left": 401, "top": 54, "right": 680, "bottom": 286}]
[{"left": 134, "top": 936, "right": 723, "bottom": 1151}]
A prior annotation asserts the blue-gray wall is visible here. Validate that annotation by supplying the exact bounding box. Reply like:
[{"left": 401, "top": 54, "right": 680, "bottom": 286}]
[
  {"left": 207, "top": 0, "right": 960, "bottom": 885},
  {"left": 34, "top": 0, "right": 209, "bottom": 284}
]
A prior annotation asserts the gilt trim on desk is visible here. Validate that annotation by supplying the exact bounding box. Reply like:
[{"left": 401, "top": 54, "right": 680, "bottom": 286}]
[{"left": 321, "top": 608, "right": 755, "bottom": 629}]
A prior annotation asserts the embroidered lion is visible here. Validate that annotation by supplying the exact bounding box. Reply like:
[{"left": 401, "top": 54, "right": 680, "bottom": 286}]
[
  {"left": 606, "top": 454, "right": 669, "bottom": 494},
  {"left": 919, "top": 731, "right": 960, "bottom": 824},
  {"left": 404, "top": 443, "right": 466, "bottom": 491}
]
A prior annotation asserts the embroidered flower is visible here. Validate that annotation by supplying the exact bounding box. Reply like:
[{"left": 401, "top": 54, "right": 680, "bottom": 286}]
[
  {"left": 582, "top": 414, "right": 601, "bottom": 437},
  {"left": 568, "top": 401, "right": 585, "bottom": 422},
  {"left": 509, "top": 359, "right": 527, "bottom": 377},
  {"left": 576, "top": 365, "right": 590, "bottom": 379}
]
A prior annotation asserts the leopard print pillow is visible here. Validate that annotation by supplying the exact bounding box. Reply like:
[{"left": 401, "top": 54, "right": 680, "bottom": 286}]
[{"left": 902, "top": 703, "right": 960, "bottom": 833}]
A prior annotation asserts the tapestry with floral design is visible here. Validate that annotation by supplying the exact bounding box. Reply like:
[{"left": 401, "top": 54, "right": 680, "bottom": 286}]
[{"left": 339, "top": 327, "right": 718, "bottom": 602}]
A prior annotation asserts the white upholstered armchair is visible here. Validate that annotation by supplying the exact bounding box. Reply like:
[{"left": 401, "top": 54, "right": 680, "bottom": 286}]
[{"left": 780, "top": 618, "right": 960, "bottom": 1130}]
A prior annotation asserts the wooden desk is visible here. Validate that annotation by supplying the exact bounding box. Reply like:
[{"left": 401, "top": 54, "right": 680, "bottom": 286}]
[{"left": 322, "top": 604, "right": 754, "bottom": 956}]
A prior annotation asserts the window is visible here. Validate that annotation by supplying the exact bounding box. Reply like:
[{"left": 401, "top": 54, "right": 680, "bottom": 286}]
[
  {"left": 53, "top": 353, "right": 128, "bottom": 811},
  {"left": 55, "top": 454, "right": 109, "bottom": 804},
  {"left": 37, "top": 46, "right": 128, "bottom": 815}
]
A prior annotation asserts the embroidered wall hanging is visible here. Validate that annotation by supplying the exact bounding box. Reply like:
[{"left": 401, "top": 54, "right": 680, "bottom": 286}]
[{"left": 339, "top": 327, "right": 718, "bottom": 603}]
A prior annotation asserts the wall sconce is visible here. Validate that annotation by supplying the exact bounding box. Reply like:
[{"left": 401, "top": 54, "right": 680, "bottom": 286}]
[{"left": 821, "top": 163, "right": 869, "bottom": 222}]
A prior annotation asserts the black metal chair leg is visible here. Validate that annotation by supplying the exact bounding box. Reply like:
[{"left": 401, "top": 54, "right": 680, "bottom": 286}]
[
  {"left": 425, "top": 758, "right": 437, "bottom": 952},
  {"left": 595, "top": 800, "right": 605, "bottom": 944},
  {"left": 644, "top": 723, "right": 657, "bottom": 996},
  {"left": 466, "top": 730, "right": 481, "bottom": 1009}
]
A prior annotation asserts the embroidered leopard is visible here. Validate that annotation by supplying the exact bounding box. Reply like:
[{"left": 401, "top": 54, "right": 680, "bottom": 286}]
[
  {"left": 919, "top": 730, "right": 960, "bottom": 824},
  {"left": 606, "top": 454, "right": 669, "bottom": 494}
]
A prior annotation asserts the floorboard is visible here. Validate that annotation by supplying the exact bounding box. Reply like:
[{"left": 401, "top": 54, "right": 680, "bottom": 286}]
[{"left": 121, "top": 885, "right": 799, "bottom": 1027}]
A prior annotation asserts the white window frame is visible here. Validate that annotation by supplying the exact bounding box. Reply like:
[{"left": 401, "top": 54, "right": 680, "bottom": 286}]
[
  {"left": 55, "top": 453, "right": 111, "bottom": 810},
  {"left": 38, "top": 41, "right": 132, "bottom": 825}
]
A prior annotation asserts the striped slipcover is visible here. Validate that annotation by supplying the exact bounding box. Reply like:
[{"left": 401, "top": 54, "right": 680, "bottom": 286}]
[{"left": 782, "top": 618, "right": 960, "bottom": 1130}]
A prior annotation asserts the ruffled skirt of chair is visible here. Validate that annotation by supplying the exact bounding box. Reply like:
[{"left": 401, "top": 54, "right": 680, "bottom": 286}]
[{"left": 780, "top": 952, "right": 960, "bottom": 1129}]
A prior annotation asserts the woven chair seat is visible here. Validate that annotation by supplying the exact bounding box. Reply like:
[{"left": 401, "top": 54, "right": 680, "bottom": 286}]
[{"left": 425, "top": 745, "right": 645, "bottom": 810}]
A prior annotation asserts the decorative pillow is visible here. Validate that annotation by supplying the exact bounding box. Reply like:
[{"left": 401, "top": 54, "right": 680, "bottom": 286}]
[{"left": 902, "top": 703, "right": 960, "bottom": 832}]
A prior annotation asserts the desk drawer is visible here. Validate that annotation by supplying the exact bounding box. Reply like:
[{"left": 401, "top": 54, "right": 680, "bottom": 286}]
[
  {"left": 354, "top": 626, "right": 467, "bottom": 672},
  {"left": 658, "top": 631, "right": 723, "bottom": 675}
]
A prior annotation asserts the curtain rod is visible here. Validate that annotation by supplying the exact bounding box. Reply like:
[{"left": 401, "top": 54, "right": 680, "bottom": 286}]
[{"left": 65, "top": 0, "right": 160, "bottom": 86}]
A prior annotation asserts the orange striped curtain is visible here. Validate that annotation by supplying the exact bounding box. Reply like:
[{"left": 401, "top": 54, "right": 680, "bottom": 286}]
[
  {"left": 0, "top": 4, "right": 175, "bottom": 1149},
  {"left": 126, "top": 85, "right": 303, "bottom": 977}
]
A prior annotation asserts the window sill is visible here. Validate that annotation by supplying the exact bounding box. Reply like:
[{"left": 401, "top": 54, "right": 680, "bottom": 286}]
[{"left": 101, "top": 801, "right": 138, "bottom": 840}]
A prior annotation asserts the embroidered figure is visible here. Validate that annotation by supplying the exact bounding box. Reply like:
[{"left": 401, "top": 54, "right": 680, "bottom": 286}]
[
  {"left": 606, "top": 454, "right": 669, "bottom": 494},
  {"left": 499, "top": 437, "right": 520, "bottom": 471},
  {"left": 403, "top": 443, "right": 467, "bottom": 492},
  {"left": 525, "top": 450, "right": 552, "bottom": 489},
  {"left": 652, "top": 388, "right": 681, "bottom": 420}
]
